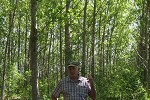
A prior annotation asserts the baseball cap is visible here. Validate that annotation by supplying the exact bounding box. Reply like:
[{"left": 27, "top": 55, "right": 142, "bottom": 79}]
[{"left": 67, "top": 61, "right": 80, "bottom": 67}]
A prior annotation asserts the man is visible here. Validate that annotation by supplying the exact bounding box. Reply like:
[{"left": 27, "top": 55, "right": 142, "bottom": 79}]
[{"left": 51, "top": 62, "right": 96, "bottom": 100}]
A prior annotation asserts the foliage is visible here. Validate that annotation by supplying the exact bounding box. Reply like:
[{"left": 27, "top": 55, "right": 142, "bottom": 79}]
[{"left": 95, "top": 65, "right": 146, "bottom": 100}]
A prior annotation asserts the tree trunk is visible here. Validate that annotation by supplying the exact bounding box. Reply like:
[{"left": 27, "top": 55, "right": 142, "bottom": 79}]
[
  {"left": 102, "top": 25, "right": 106, "bottom": 77},
  {"left": 1, "top": 34, "right": 9, "bottom": 100},
  {"left": 59, "top": 0, "right": 63, "bottom": 79},
  {"left": 47, "top": 33, "right": 52, "bottom": 98},
  {"left": 147, "top": 0, "right": 150, "bottom": 94},
  {"left": 30, "top": 0, "right": 39, "bottom": 99},
  {"left": 23, "top": 12, "right": 30, "bottom": 99},
  {"left": 138, "top": 0, "right": 149, "bottom": 87},
  {"left": 59, "top": 21, "right": 63, "bottom": 78},
  {"left": 91, "top": 0, "right": 96, "bottom": 78},
  {"left": 65, "top": 0, "right": 71, "bottom": 75},
  {"left": 81, "top": 0, "right": 88, "bottom": 77},
  {"left": 18, "top": 12, "right": 21, "bottom": 72}
]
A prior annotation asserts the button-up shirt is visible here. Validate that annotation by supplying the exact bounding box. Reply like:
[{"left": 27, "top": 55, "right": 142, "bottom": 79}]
[{"left": 52, "top": 76, "right": 91, "bottom": 100}]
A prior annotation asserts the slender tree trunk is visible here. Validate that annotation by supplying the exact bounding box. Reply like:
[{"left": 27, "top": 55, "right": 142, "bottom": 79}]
[
  {"left": 81, "top": 0, "right": 88, "bottom": 77},
  {"left": 65, "top": 0, "right": 71, "bottom": 75},
  {"left": 107, "top": 13, "right": 116, "bottom": 75},
  {"left": 59, "top": 1, "right": 63, "bottom": 78},
  {"left": 59, "top": 21, "right": 63, "bottom": 78},
  {"left": 1, "top": 34, "right": 9, "bottom": 100},
  {"left": 18, "top": 12, "right": 21, "bottom": 72},
  {"left": 47, "top": 33, "right": 52, "bottom": 98},
  {"left": 147, "top": 0, "right": 150, "bottom": 94},
  {"left": 138, "top": 0, "right": 148, "bottom": 87},
  {"left": 30, "top": 0, "right": 39, "bottom": 99},
  {"left": 23, "top": 12, "right": 30, "bottom": 99},
  {"left": 91, "top": 0, "right": 96, "bottom": 78},
  {"left": 102, "top": 25, "right": 106, "bottom": 77},
  {"left": 98, "top": 13, "right": 102, "bottom": 77}
]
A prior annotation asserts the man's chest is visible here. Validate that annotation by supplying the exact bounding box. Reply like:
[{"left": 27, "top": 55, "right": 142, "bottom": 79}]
[{"left": 61, "top": 81, "right": 90, "bottom": 98}]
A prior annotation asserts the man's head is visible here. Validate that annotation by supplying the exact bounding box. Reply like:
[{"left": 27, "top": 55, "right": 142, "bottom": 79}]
[{"left": 67, "top": 62, "right": 80, "bottom": 78}]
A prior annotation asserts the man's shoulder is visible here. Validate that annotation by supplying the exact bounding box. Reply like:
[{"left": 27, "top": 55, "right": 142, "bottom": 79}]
[{"left": 79, "top": 76, "right": 88, "bottom": 81}]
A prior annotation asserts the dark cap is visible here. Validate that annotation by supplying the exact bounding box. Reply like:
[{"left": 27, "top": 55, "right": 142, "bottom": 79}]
[{"left": 67, "top": 61, "right": 80, "bottom": 67}]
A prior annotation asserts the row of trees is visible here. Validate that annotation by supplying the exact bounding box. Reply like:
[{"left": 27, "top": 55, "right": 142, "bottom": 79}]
[{"left": 0, "top": 0, "right": 150, "bottom": 99}]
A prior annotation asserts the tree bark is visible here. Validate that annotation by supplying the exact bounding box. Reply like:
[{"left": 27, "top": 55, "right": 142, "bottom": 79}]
[
  {"left": 59, "top": 0, "right": 63, "bottom": 79},
  {"left": 147, "top": 0, "right": 150, "bottom": 94},
  {"left": 30, "top": 0, "right": 39, "bottom": 99},
  {"left": 65, "top": 0, "right": 71, "bottom": 75},
  {"left": 1, "top": 33, "right": 9, "bottom": 100},
  {"left": 18, "top": 11, "right": 21, "bottom": 72},
  {"left": 138, "top": 0, "right": 149, "bottom": 87},
  {"left": 91, "top": 0, "right": 96, "bottom": 78},
  {"left": 47, "top": 33, "right": 53, "bottom": 98},
  {"left": 81, "top": 0, "right": 88, "bottom": 77}
]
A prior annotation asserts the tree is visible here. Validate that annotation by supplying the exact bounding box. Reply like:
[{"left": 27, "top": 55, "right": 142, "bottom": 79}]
[
  {"left": 91, "top": 0, "right": 96, "bottom": 78},
  {"left": 30, "top": 0, "right": 39, "bottom": 99},
  {"left": 58, "top": 0, "right": 63, "bottom": 79},
  {"left": 137, "top": 0, "right": 149, "bottom": 89},
  {"left": 65, "top": 0, "right": 71, "bottom": 75},
  {"left": 81, "top": 0, "right": 88, "bottom": 77},
  {"left": 147, "top": 0, "right": 150, "bottom": 94}
]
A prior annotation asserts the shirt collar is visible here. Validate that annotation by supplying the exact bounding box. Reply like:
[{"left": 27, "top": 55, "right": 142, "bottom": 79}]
[{"left": 67, "top": 76, "right": 83, "bottom": 82}]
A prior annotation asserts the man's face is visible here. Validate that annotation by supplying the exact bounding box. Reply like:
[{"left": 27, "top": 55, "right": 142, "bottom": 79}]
[{"left": 67, "top": 66, "right": 79, "bottom": 77}]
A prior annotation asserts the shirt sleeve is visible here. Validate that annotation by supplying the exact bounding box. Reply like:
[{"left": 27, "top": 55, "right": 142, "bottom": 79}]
[
  {"left": 87, "top": 81, "right": 91, "bottom": 96},
  {"left": 52, "top": 80, "right": 62, "bottom": 98}
]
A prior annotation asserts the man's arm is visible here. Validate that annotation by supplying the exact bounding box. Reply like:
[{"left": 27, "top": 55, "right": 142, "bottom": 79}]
[
  {"left": 88, "top": 75, "right": 96, "bottom": 100},
  {"left": 51, "top": 79, "right": 62, "bottom": 100},
  {"left": 89, "top": 81, "right": 96, "bottom": 100}
]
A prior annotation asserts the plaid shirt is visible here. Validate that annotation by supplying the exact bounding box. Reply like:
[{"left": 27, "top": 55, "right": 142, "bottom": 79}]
[{"left": 52, "top": 76, "right": 91, "bottom": 100}]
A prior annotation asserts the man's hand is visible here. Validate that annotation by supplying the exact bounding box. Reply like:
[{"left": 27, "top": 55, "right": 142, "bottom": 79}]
[
  {"left": 87, "top": 75, "right": 94, "bottom": 85},
  {"left": 51, "top": 95, "right": 58, "bottom": 100},
  {"left": 87, "top": 74, "right": 96, "bottom": 100}
]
